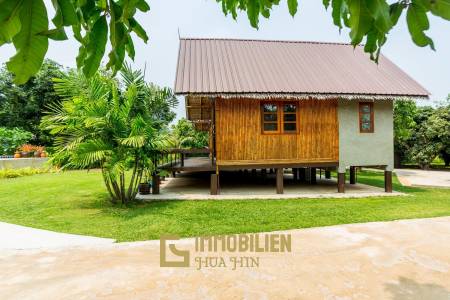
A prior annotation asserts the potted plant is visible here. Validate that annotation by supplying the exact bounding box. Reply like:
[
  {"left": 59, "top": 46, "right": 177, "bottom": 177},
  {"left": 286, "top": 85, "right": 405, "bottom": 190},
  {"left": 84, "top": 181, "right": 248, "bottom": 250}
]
[
  {"left": 14, "top": 151, "right": 21, "bottom": 158},
  {"left": 34, "top": 146, "right": 45, "bottom": 157},
  {"left": 138, "top": 170, "right": 151, "bottom": 195},
  {"left": 19, "top": 144, "right": 34, "bottom": 158}
]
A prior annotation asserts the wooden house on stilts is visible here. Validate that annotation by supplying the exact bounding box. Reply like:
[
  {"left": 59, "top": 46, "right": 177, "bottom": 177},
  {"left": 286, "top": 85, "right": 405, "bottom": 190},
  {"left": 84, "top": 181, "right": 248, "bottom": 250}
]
[{"left": 159, "top": 38, "right": 429, "bottom": 195}]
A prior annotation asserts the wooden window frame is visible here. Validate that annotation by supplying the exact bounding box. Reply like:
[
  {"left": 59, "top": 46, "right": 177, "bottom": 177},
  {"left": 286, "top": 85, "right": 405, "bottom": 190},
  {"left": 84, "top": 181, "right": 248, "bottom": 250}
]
[
  {"left": 261, "top": 102, "right": 280, "bottom": 134},
  {"left": 261, "top": 101, "right": 299, "bottom": 135},
  {"left": 359, "top": 102, "right": 374, "bottom": 133}
]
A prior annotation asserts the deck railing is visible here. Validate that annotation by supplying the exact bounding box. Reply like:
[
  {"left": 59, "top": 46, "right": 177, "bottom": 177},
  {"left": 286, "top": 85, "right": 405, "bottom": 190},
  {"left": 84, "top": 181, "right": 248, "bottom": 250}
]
[{"left": 154, "top": 148, "right": 210, "bottom": 170}]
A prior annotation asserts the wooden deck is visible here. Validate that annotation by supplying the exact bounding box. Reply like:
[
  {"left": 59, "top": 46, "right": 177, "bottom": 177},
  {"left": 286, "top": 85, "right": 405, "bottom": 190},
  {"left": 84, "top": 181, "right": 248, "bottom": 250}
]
[
  {"left": 161, "top": 157, "right": 215, "bottom": 172},
  {"left": 160, "top": 157, "right": 339, "bottom": 173}
]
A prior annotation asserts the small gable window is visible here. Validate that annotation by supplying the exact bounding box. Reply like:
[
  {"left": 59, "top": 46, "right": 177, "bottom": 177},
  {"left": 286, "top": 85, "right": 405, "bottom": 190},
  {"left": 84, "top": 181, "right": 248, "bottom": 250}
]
[
  {"left": 261, "top": 102, "right": 298, "bottom": 134},
  {"left": 359, "top": 102, "right": 374, "bottom": 133}
]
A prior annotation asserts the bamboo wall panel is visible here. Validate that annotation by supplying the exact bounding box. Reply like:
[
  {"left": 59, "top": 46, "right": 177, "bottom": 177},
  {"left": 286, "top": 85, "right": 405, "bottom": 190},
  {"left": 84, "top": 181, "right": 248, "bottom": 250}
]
[{"left": 215, "top": 98, "right": 339, "bottom": 165}]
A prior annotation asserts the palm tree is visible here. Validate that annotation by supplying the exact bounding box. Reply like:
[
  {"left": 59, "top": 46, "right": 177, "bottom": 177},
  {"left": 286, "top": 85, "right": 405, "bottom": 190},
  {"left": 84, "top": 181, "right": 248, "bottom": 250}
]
[{"left": 41, "top": 65, "right": 177, "bottom": 204}]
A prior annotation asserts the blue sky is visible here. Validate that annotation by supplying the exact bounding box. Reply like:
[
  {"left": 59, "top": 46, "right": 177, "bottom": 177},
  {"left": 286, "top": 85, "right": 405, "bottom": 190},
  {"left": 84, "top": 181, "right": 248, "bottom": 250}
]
[{"left": 1, "top": 0, "right": 449, "bottom": 118}]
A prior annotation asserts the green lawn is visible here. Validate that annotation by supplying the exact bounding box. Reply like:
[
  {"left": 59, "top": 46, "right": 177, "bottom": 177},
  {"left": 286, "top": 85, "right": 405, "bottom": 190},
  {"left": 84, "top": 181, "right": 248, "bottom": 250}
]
[{"left": 0, "top": 170, "right": 449, "bottom": 242}]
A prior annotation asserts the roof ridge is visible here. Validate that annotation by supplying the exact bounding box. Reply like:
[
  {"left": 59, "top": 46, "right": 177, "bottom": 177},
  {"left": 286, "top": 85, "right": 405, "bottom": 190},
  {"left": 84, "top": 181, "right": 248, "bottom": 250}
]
[{"left": 179, "top": 37, "right": 358, "bottom": 46}]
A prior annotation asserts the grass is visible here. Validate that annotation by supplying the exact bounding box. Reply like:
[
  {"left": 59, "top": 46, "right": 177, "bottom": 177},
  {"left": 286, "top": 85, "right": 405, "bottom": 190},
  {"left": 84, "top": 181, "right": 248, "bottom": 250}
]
[{"left": 0, "top": 169, "right": 449, "bottom": 242}]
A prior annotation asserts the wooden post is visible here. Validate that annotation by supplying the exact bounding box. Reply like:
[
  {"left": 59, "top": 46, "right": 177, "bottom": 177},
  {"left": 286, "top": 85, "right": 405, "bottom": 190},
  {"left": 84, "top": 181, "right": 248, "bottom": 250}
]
[
  {"left": 325, "top": 170, "right": 331, "bottom": 179},
  {"left": 299, "top": 168, "right": 306, "bottom": 182},
  {"left": 211, "top": 173, "right": 219, "bottom": 195},
  {"left": 385, "top": 170, "right": 392, "bottom": 193},
  {"left": 172, "top": 171, "right": 176, "bottom": 178},
  {"left": 293, "top": 168, "right": 298, "bottom": 181},
  {"left": 305, "top": 167, "right": 311, "bottom": 183},
  {"left": 212, "top": 98, "right": 217, "bottom": 166},
  {"left": 276, "top": 168, "right": 284, "bottom": 194},
  {"left": 152, "top": 174, "right": 160, "bottom": 195},
  {"left": 310, "top": 168, "right": 317, "bottom": 184},
  {"left": 180, "top": 153, "right": 185, "bottom": 167},
  {"left": 337, "top": 172, "right": 345, "bottom": 193},
  {"left": 350, "top": 166, "right": 356, "bottom": 184}
]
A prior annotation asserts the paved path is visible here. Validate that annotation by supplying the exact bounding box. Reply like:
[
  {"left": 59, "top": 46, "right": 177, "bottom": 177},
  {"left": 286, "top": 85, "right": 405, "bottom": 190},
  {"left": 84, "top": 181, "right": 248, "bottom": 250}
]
[
  {"left": 1, "top": 217, "right": 450, "bottom": 299},
  {"left": 396, "top": 169, "right": 450, "bottom": 188},
  {"left": 0, "top": 222, "right": 115, "bottom": 250}
]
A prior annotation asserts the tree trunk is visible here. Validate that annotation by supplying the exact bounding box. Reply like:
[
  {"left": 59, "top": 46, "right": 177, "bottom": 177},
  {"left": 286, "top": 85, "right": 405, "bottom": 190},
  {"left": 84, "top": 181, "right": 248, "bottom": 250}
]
[
  {"left": 441, "top": 151, "right": 450, "bottom": 167},
  {"left": 110, "top": 179, "right": 122, "bottom": 203},
  {"left": 102, "top": 168, "right": 118, "bottom": 204},
  {"left": 420, "top": 163, "right": 430, "bottom": 170},
  {"left": 120, "top": 172, "right": 126, "bottom": 204},
  {"left": 127, "top": 158, "right": 139, "bottom": 201}
]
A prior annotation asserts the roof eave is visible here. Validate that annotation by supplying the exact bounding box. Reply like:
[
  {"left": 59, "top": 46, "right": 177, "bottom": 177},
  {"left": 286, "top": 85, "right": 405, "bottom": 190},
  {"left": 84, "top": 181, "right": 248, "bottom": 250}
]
[{"left": 175, "top": 92, "right": 429, "bottom": 101}]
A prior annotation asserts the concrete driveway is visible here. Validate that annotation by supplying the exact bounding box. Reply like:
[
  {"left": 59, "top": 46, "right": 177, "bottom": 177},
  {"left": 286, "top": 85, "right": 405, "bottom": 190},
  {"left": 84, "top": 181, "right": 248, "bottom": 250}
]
[
  {"left": 0, "top": 222, "right": 115, "bottom": 250},
  {"left": 396, "top": 169, "right": 450, "bottom": 188},
  {"left": 1, "top": 217, "right": 450, "bottom": 299}
]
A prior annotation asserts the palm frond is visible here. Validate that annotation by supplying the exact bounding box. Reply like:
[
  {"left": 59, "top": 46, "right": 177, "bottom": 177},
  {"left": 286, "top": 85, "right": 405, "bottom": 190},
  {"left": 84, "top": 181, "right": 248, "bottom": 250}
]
[{"left": 71, "top": 139, "right": 113, "bottom": 168}]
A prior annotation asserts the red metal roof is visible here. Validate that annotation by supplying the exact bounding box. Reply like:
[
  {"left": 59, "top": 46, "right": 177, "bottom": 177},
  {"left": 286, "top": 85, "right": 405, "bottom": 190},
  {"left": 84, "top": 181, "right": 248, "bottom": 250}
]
[{"left": 174, "top": 38, "right": 429, "bottom": 98}]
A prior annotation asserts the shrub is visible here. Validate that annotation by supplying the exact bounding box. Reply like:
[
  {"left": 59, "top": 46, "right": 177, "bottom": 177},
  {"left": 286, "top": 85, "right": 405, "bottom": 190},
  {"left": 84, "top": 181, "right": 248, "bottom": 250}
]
[
  {"left": 0, "top": 127, "right": 33, "bottom": 155},
  {"left": 0, "top": 167, "right": 54, "bottom": 179}
]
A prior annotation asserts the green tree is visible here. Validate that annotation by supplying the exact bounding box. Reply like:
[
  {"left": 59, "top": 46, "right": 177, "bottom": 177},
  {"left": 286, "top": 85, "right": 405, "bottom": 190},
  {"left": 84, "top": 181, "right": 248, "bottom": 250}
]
[
  {"left": 393, "top": 100, "right": 417, "bottom": 167},
  {"left": 41, "top": 65, "right": 176, "bottom": 204},
  {"left": 407, "top": 103, "right": 450, "bottom": 169},
  {"left": 0, "top": 59, "right": 64, "bottom": 145},
  {"left": 0, "top": 127, "right": 33, "bottom": 155},
  {"left": 438, "top": 95, "right": 450, "bottom": 166},
  {"left": 169, "top": 118, "right": 209, "bottom": 149},
  {"left": 1, "top": 0, "right": 449, "bottom": 84}
]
